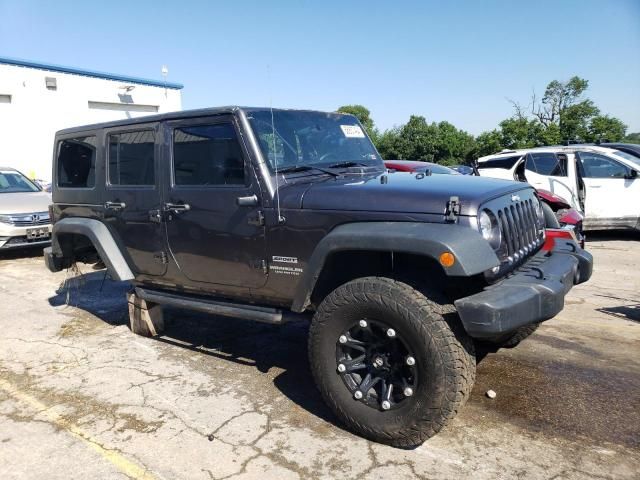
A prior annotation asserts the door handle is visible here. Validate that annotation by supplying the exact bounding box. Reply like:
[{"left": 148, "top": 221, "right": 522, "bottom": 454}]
[
  {"left": 104, "top": 201, "right": 126, "bottom": 211},
  {"left": 237, "top": 194, "right": 259, "bottom": 206},
  {"left": 164, "top": 202, "right": 191, "bottom": 214}
]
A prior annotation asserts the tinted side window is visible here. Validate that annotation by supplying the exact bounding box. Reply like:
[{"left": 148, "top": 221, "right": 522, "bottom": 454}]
[
  {"left": 525, "top": 152, "right": 567, "bottom": 176},
  {"left": 108, "top": 130, "right": 155, "bottom": 186},
  {"left": 57, "top": 136, "right": 97, "bottom": 188},
  {"left": 173, "top": 123, "right": 245, "bottom": 186},
  {"left": 478, "top": 155, "right": 522, "bottom": 170},
  {"left": 580, "top": 153, "right": 628, "bottom": 178}
]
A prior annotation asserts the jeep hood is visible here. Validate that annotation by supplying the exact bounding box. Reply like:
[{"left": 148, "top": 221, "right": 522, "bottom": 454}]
[
  {"left": 0, "top": 191, "right": 52, "bottom": 214},
  {"left": 289, "top": 171, "right": 531, "bottom": 216}
]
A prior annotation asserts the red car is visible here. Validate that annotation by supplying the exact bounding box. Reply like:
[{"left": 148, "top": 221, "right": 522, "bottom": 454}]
[{"left": 385, "top": 160, "right": 460, "bottom": 175}]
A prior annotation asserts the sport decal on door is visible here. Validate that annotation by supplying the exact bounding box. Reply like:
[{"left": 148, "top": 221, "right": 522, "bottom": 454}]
[{"left": 271, "top": 256, "right": 303, "bottom": 276}]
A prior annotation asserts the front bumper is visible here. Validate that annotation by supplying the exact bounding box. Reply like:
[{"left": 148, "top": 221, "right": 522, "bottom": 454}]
[
  {"left": 0, "top": 223, "right": 52, "bottom": 250},
  {"left": 454, "top": 240, "right": 593, "bottom": 339}
]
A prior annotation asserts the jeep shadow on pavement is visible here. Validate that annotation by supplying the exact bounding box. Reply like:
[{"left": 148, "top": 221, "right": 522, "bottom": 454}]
[{"left": 44, "top": 106, "right": 593, "bottom": 447}]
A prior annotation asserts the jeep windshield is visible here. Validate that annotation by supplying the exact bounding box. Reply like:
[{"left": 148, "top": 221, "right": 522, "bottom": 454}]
[
  {"left": 0, "top": 170, "right": 41, "bottom": 193},
  {"left": 246, "top": 110, "right": 384, "bottom": 173}
]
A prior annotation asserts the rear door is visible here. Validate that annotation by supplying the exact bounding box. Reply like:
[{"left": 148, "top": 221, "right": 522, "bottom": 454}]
[
  {"left": 102, "top": 124, "right": 167, "bottom": 277},
  {"left": 524, "top": 152, "right": 580, "bottom": 209},
  {"left": 161, "top": 116, "right": 267, "bottom": 288},
  {"left": 577, "top": 152, "right": 640, "bottom": 225}
]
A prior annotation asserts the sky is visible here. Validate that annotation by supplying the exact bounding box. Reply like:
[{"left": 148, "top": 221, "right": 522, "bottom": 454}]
[{"left": 1, "top": 0, "right": 639, "bottom": 135}]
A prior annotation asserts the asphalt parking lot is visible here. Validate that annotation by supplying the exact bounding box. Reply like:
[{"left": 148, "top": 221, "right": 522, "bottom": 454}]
[{"left": 0, "top": 232, "right": 639, "bottom": 480}]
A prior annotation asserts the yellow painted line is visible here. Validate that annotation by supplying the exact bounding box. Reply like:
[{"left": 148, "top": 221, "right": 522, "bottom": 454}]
[{"left": 0, "top": 378, "right": 157, "bottom": 480}]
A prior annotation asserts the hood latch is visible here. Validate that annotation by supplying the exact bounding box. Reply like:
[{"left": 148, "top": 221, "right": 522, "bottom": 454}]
[{"left": 445, "top": 196, "right": 461, "bottom": 223}]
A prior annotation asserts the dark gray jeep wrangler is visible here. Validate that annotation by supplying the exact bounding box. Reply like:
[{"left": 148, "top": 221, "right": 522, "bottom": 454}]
[{"left": 44, "top": 107, "right": 592, "bottom": 447}]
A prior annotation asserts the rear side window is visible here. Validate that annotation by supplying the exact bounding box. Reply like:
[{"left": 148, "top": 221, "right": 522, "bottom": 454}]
[
  {"left": 477, "top": 155, "right": 522, "bottom": 170},
  {"left": 525, "top": 152, "right": 567, "bottom": 176},
  {"left": 108, "top": 130, "right": 155, "bottom": 186},
  {"left": 57, "top": 136, "right": 97, "bottom": 188},
  {"left": 172, "top": 123, "right": 246, "bottom": 186}
]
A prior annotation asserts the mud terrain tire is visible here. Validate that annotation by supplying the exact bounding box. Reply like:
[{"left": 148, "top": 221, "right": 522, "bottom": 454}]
[{"left": 308, "top": 277, "right": 475, "bottom": 447}]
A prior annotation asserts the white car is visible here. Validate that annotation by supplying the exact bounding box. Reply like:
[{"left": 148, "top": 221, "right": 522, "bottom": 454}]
[
  {"left": 477, "top": 146, "right": 640, "bottom": 231},
  {"left": 0, "top": 167, "right": 52, "bottom": 250}
]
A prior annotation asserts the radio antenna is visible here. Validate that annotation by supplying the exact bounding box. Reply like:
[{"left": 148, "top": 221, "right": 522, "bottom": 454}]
[{"left": 268, "top": 65, "right": 284, "bottom": 223}]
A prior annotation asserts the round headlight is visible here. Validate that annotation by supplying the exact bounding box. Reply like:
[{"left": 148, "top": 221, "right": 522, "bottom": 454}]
[{"left": 478, "top": 210, "right": 501, "bottom": 249}]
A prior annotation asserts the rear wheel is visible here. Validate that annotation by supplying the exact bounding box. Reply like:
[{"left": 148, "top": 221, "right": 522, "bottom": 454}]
[{"left": 308, "top": 277, "right": 475, "bottom": 447}]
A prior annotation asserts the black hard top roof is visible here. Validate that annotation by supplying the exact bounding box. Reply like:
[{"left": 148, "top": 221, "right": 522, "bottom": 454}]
[{"left": 56, "top": 106, "right": 349, "bottom": 136}]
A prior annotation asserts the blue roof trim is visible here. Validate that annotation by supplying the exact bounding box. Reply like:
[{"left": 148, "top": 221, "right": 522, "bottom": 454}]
[{"left": 0, "top": 55, "right": 184, "bottom": 90}]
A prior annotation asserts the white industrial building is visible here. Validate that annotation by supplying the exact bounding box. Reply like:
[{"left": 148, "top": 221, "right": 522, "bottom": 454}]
[{"left": 0, "top": 56, "right": 183, "bottom": 180}]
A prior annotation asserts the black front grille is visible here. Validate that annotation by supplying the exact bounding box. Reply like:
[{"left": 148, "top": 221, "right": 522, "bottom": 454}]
[{"left": 497, "top": 198, "right": 542, "bottom": 262}]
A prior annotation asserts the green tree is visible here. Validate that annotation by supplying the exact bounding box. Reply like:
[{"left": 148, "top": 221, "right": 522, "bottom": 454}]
[
  {"left": 586, "top": 115, "right": 627, "bottom": 142},
  {"left": 474, "top": 130, "right": 503, "bottom": 158},
  {"left": 531, "top": 76, "right": 603, "bottom": 141},
  {"left": 623, "top": 132, "right": 640, "bottom": 144},
  {"left": 375, "top": 116, "right": 474, "bottom": 163}
]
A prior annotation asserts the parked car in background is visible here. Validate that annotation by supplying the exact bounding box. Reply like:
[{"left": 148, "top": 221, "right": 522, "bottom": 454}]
[
  {"left": 598, "top": 142, "right": 640, "bottom": 160},
  {"left": 536, "top": 188, "right": 585, "bottom": 248},
  {"left": 476, "top": 146, "right": 640, "bottom": 231},
  {"left": 384, "top": 160, "right": 459, "bottom": 175},
  {"left": 0, "top": 167, "right": 52, "bottom": 250},
  {"left": 34, "top": 179, "right": 52, "bottom": 192},
  {"left": 451, "top": 164, "right": 474, "bottom": 175}
]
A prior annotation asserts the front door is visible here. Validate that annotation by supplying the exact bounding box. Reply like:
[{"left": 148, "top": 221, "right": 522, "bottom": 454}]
[
  {"left": 577, "top": 152, "right": 640, "bottom": 226},
  {"left": 102, "top": 124, "right": 167, "bottom": 277},
  {"left": 162, "top": 116, "right": 267, "bottom": 288}
]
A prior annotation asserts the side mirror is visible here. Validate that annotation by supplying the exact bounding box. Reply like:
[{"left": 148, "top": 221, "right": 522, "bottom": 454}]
[{"left": 625, "top": 169, "right": 638, "bottom": 180}]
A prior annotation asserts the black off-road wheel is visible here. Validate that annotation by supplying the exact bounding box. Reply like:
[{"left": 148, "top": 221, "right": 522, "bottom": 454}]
[{"left": 308, "top": 277, "right": 475, "bottom": 447}]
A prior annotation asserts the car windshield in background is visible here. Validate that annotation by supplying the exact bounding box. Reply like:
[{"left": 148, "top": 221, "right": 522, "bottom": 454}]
[
  {"left": 428, "top": 164, "right": 459, "bottom": 175},
  {"left": 612, "top": 150, "right": 640, "bottom": 168},
  {"left": 0, "top": 171, "right": 40, "bottom": 193},
  {"left": 246, "top": 110, "right": 383, "bottom": 172}
]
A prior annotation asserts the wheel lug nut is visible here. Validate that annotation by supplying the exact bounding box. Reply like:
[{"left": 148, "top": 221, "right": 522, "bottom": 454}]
[
  {"left": 386, "top": 328, "right": 396, "bottom": 338},
  {"left": 339, "top": 335, "right": 347, "bottom": 344},
  {"left": 354, "top": 390, "right": 363, "bottom": 399},
  {"left": 404, "top": 387, "right": 413, "bottom": 397},
  {"left": 359, "top": 320, "right": 368, "bottom": 328},
  {"left": 337, "top": 364, "right": 346, "bottom": 373},
  {"left": 406, "top": 356, "right": 415, "bottom": 366},
  {"left": 381, "top": 401, "right": 391, "bottom": 410}
]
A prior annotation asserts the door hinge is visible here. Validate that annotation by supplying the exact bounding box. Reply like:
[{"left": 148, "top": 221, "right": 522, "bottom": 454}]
[
  {"left": 445, "top": 196, "right": 461, "bottom": 222},
  {"left": 154, "top": 251, "right": 168, "bottom": 264},
  {"left": 149, "top": 209, "right": 163, "bottom": 223},
  {"left": 248, "top": 210, "right": 265, "bottom": 227}
]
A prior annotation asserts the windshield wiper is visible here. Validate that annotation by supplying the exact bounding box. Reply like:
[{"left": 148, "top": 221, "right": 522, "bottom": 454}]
[
  {"left": 325, "top": 161, "right": 371, "bottom": 169},
  {"left": 277, "top": 165, "right": 340, "bottom": 177}
]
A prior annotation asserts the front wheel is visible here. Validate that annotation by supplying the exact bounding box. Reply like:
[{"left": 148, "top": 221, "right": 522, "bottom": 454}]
[{"left": 308, "top": 277, "right": 475, "bottom": 447}]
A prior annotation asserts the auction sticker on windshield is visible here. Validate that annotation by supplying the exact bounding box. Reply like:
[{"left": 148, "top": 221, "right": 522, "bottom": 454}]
[{"left": 340, "top": 125, "right": 365, "bottom": 138}]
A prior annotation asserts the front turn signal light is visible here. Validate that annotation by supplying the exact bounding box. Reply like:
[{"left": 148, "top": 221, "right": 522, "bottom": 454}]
[{"left": 439, "top": 252, "right": 455, "bottom": 268}]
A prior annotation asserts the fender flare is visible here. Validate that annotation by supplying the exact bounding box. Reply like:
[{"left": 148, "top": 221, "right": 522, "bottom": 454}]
[
  {"left": 291, "top": 221, "right": 499, "bottom": 312},
  {"left": 51, "top": 218, "right": 135, "bottom": 281}
]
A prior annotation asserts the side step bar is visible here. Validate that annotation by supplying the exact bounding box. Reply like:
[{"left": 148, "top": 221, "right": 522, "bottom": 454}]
[{"left": 135, "top": 287, "right": 304, "bottom": 325}]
